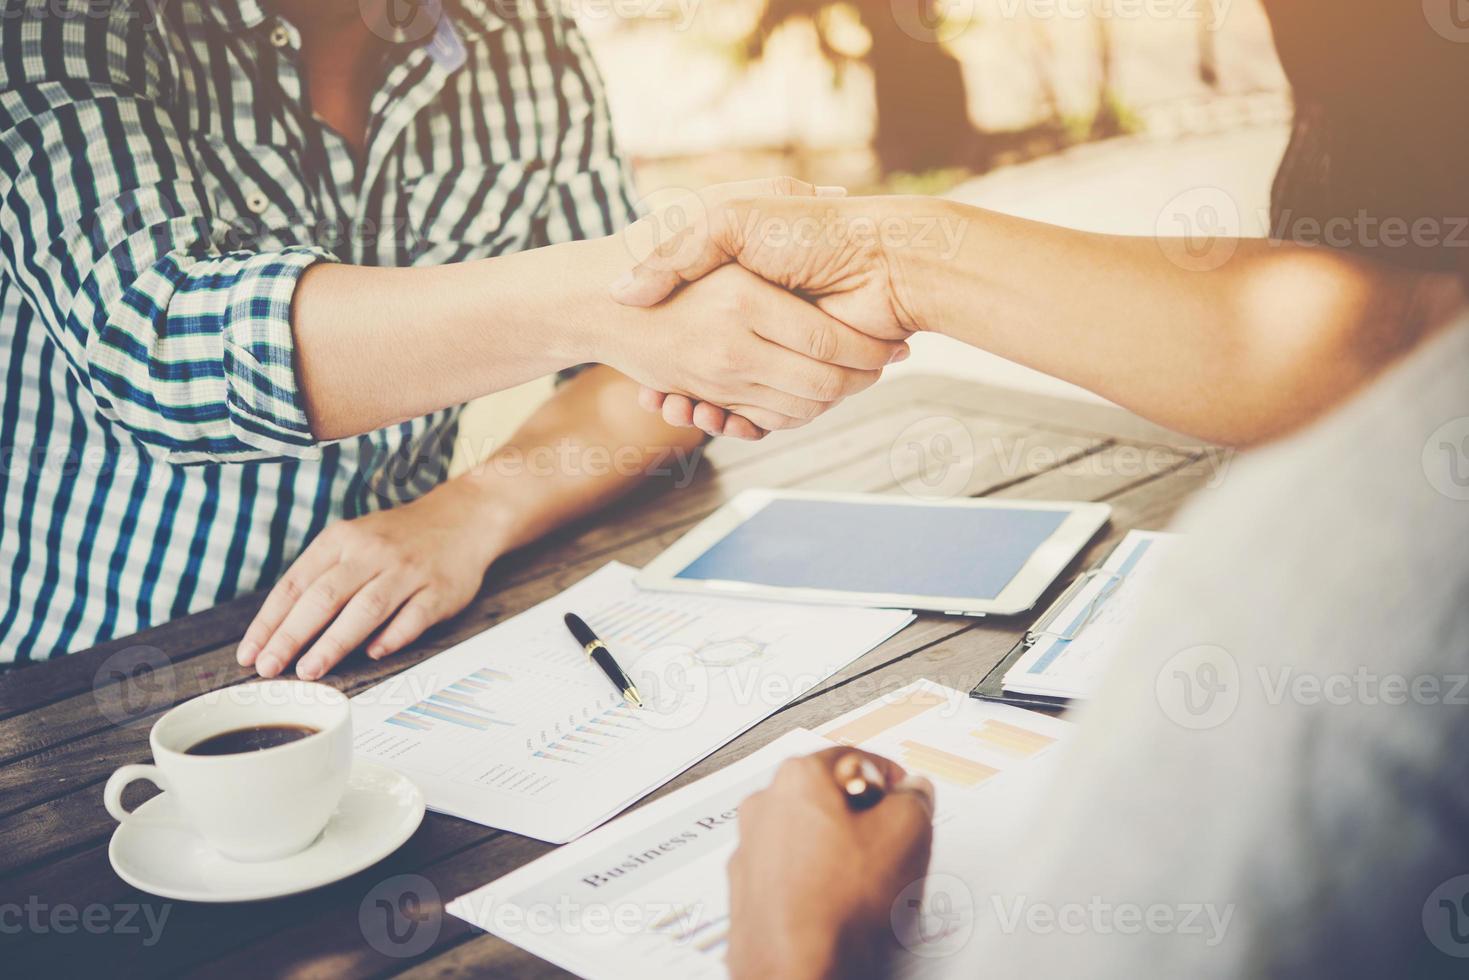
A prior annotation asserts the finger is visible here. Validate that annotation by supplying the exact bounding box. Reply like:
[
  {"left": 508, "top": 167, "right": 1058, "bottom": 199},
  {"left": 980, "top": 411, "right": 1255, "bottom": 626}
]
[
  {"left": 741, "top": 365, "right": 882, "bottom": 414},
  {"left": 611, "top": 177, "right": 838, "bottom": 308},
  {"left": 806, "top": 747, "right": 913, "bottom": 796},
  {"left": 691, "top": 401, "right": 729, "bottom": 437},
  {"left": 730, "top": 368, "right": 877, "bottom": 422},
  {"left": 753, "top": 312, "right": 906, "bottom": 371},
  {"left": 719, "top": 404, "right": 798, "bottom": 433},
  {"left": 748, "top": 343, "right": 880, "bottom": 407},
  {"left": 238, "top": 541, "right": 342, "bottom": 666},
  {"left": 367, "top": 588, "right": 440, "bottom": 660},
  {"left": 833, "top": 752, "right": 890, "bottom": 806},
  {"left": 865, "top": 776, "right": 938, "bottom": 861},
  {"left": 888, "top": 773, "right": 937, "bottom": 820},
  {"left": 660, "top": 394, "right": 697, "bottom": 427},
  {"left": 721, "top": 414, "right": 769, "bottom": 441},
  {"left": 295, "top": 572, "right": 417, "bottom": 680},
  {"left": 727, "top": 384, "right": 829, "bottom": 422},
  {"left": 610, "top": 264, "right": 685, "bottom": 310},
  {"left": 254, "top": 561, "right": 377, "bottom": 677},
  {"left": 638, "top": 386, "right": 668, "bottom": 413}
]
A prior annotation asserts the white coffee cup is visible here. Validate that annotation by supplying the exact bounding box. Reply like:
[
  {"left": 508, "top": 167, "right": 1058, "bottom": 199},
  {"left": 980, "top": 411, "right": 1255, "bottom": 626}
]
[{"left": 104, "top": 680, "right": 352, "bottom": 862}]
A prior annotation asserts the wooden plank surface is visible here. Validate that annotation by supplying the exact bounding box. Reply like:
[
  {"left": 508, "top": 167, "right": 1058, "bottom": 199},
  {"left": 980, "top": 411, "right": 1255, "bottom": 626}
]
[{"left": 0, "top": 376, "right": 1215, "bottom": 977}]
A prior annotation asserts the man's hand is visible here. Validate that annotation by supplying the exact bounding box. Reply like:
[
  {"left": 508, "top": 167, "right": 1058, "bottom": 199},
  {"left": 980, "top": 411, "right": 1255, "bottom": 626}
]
[
  {"left": 728, "top": 748, "right": 936, "bottom": 980},
  {"left": 236, "top": 480, "right": 505, "bottom": 680},
  {"left": 601, "top": 262, "right": 904, "bottom": 435},
  {"left": 611, "top": 188, "right": 927, "bottom": 437},
  {"left": 613, "top": 184, "right": 916, "bottom": 340}
]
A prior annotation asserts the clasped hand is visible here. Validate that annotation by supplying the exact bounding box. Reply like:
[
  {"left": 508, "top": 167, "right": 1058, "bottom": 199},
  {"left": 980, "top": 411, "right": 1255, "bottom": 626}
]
[{"left": 612, "top": 177, "right": 922, "bottom": 439}]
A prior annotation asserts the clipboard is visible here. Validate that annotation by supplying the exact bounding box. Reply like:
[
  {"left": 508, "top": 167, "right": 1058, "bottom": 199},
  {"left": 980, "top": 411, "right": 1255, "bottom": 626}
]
[{"left": 968, "top": 536, "right": 1149, "bottom": 711}]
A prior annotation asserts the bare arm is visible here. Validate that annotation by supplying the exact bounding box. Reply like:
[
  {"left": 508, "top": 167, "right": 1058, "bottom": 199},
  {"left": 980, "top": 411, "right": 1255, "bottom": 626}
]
[
  {"left": 292, "top": 228, "right": 898, "bottom": 442},
  {"left": 460, "top": 364, "right": 710, "bottom": 554},
  {"left": 291, "top": 240, "right": 606, "bottom": 440},
  {"left": 615, "top": 195, "right": 1464, "bottom": 446},
  {"left": 892, "top": 200, "right": 1463, "bottom": 445}
]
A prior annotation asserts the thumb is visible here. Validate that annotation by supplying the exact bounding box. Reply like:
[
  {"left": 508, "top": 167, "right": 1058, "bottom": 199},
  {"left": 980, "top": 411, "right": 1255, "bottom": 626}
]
[{"left": 610, "top": 178, "right": 845, "bottom": 307}]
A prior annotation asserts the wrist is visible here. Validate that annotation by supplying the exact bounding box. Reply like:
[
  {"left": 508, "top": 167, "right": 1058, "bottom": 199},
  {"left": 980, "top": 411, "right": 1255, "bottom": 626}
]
[
  {"left": 556, "top": 235, "right": 642, "bottom": 370},
  {"left": 430, "top": 475, "right": 519, "bottom": 571},
  {"left": 763, "top": 919, "right": 847, "bottom": 980},
  {"left": 880, "top": 196, "right": 972, "bottom": 336},
  {"left": 472, "top": 236, "right": 633, "bottom": 370}
]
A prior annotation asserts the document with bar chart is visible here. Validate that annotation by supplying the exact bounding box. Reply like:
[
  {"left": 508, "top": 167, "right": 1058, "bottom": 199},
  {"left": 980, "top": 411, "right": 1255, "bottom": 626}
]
[
  {"left": 447, "top": 730, "right": 831, "bottom": 980},
  {"left": 349, "top": 562, "right": 913, "bottom": 842},
  {"left": 447, "top": 686, "right": 1076, "bottom": 980},
  {"left": 819, "top": 679, "right": 1075, "bottom": 976}
]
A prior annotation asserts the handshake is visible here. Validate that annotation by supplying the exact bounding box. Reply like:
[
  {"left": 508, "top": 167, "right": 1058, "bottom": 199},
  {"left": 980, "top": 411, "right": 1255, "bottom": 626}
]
[{"left": 601, "top": 177, "right": 942, "bottom": 441}]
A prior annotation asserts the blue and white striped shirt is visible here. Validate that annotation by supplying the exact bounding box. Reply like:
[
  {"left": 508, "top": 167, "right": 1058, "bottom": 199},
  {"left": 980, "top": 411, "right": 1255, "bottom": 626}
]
[{"left": 0, "top": 0, "right": 637, "bottom": 663}]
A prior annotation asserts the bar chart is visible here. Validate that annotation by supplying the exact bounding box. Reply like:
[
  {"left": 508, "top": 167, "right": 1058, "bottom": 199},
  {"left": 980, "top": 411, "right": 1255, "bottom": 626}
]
[
  {"left": 587, "top": 594, "right": 712, "bottom": 649},
  {"left": 824, "top": 686, "right": 948, "bottom": 745},
  {"left": 971, "top": 718, "right": 1056, "bottom": 757},
  {"left": 818, "top": 679, "right": 1068, "bottom": 797},
  {"left": 531, "top": 703, "right": 643, "bottom": 765},
  {"left": 899, "top": 739, "right": 1000, "bottom": 788},
  {"left": 384, "top": 667, "right": 517, "bottom": 732}
]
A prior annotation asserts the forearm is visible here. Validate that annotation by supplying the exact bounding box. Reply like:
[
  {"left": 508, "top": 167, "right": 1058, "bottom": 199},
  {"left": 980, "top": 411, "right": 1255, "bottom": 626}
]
[
  {"left": 449, "top": 366, "right": 707, "bottom": 553},
  {"left": 293, "top": 237, "right": 639, "bottom": 440},
  {"left": 890, "top": 199, "right": 1461, "bottom": 445}
]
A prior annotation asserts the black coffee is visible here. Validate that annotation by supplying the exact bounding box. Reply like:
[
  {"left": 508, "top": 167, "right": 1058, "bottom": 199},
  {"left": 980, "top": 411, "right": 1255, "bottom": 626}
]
[{"left": 185, "top": 724, "right": 320, "bottom": 756}]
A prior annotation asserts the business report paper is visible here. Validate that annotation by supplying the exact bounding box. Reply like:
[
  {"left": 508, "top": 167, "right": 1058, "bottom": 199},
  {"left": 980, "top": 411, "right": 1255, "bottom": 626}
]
[
  {"left": 447, "top": 729, "right": 831, "bottom": 978},
  {"left": 818, "top": 680, "right": 1075, "bottom": 906},
  {"left": 448, "top": 681, "right": 1074, "bottom": 978},
  {"left": 349, "top": 562, "right": 914, "bottom": 842}
]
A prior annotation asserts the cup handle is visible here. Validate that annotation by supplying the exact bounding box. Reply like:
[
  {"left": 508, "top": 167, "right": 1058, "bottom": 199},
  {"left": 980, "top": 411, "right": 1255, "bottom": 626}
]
[{"left": 104, "top": 764, "right": 171, "bottom": 824}]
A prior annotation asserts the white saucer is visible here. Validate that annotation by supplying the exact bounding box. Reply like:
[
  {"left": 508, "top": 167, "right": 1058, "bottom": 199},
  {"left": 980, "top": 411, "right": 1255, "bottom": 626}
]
[{"left": 108, "top": 760, "right": 425, "bottom": 902}]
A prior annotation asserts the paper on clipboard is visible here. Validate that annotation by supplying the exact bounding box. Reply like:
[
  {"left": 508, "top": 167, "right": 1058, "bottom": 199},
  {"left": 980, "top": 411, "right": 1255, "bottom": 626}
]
[{"left": 1001, "top": 530, "right": 1178, "bottom": 701}]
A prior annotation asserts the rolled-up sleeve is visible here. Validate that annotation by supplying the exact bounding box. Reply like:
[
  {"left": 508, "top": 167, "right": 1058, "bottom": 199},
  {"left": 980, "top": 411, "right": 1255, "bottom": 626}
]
[{"left": 0, "top": 15, "right": 335, "bottom": 464}]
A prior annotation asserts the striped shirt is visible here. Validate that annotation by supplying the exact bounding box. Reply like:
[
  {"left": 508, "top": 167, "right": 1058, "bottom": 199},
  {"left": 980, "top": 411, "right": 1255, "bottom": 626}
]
[{"left": 0, "top": 0, "right": 637, "bottom": 664}]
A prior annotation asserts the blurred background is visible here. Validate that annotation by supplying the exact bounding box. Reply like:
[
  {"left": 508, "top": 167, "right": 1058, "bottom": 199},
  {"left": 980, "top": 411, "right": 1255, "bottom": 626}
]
[{"left": 461, "top": 0, "right": 1292, "bottom": 461}]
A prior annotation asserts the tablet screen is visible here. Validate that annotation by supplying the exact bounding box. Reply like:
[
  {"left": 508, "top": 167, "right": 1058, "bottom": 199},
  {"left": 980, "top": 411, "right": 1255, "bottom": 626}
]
[{"left": 673, "top": 499, "right": 1069, "bottom": 600}]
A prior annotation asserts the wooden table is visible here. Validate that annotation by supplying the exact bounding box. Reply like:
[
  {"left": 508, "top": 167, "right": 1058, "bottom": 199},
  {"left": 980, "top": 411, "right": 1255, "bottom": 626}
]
[{"left": 1, "top": 376, "right": 1219, "bottom": 977}]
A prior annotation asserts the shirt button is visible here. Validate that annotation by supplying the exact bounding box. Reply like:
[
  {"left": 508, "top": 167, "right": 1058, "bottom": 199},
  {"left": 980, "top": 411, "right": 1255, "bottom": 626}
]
[
  {"left": 269, "top": 24, "right": 291, "bottom": 48},
  {"left": 245, "top": 192, "right": 270, "bottom": 215}
]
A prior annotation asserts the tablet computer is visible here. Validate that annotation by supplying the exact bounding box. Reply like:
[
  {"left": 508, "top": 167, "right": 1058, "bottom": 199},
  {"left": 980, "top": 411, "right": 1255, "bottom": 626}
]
[{"left": 636, "top": 490, "right": 1110, "bottom": 616}]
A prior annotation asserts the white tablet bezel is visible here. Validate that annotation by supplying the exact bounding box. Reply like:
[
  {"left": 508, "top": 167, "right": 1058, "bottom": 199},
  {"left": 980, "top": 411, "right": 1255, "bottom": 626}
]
[{"left": 635, "top": 490, "right": 1111, "bottom": 616}]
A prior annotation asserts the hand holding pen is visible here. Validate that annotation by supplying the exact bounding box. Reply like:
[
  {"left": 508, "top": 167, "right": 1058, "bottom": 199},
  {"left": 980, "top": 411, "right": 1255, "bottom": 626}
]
[
  {"left": 727, "top": 747, "right": 936, "bottom": 979},
  {"left": 831, "top": 750, "right": 936, "bottom": 813}
]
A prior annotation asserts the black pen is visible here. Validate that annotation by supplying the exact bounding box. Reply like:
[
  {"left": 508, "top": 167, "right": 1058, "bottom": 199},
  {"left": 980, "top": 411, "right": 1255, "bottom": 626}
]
[
  {"left": 833, "top": 753, "right": 887, "bottom": 811},
  {"left": 563, "top": 613, "right": 644, "bottom": 709}
]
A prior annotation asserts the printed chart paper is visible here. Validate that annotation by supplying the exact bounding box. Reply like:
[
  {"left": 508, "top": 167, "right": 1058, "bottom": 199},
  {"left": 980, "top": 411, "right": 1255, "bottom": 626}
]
[
  {"left": 448, "top": 682, "right": 1073, "bottom": 977},
  {"left": 350, "top": 563, "right": 913, "bottom": 842}
]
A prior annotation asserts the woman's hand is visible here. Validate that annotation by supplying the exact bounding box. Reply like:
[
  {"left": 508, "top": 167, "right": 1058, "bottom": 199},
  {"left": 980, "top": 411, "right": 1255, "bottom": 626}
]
[
  {"left": 612, "top": 191, "right": 927, "bottom": 438},
  {"left": 599, "top": 262, "right": 904, "bottom": 436},
  {"left": 236, "top": 480, "right": 506, "bottom": 680},
  {"left": 727, "top": 748, "right": 936, "bottom": 980},
  {"left": 613, "top": 187, "right": 918, "bottom": 341}
]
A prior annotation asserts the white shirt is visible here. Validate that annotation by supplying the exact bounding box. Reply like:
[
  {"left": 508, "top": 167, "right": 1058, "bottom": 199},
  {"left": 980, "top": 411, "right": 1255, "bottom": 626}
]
[{"left": 950, "top": 317, "right": 1469, "bottom": 978}]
